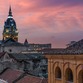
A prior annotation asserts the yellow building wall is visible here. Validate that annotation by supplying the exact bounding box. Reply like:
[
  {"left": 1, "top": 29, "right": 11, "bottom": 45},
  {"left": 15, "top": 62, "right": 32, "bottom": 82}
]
[{"left": 45, "top": 55, "right": 83, "bottom": 83}]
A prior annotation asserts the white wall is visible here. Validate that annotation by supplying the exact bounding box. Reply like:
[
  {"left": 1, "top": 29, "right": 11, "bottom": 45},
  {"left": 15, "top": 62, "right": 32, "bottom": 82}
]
[{"left": 1, "top": 46, "right": 27, "bottom": 53}]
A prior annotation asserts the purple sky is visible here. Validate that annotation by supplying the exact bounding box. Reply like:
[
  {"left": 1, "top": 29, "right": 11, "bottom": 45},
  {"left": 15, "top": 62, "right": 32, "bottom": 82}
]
[{"left": 0, "top": 0, "right": 83, "bottom": 48}]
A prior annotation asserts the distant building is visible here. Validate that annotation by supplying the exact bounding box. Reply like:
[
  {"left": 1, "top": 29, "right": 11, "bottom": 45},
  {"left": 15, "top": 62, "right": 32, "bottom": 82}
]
[
  {"left": 0, "top": 38, "right": 51, "bottom": 53},
  {"left": 3, "top": 6, "right": 18, "bottom": 41},
  {"left": 1, "top": 38, "right": 27, "bottom": 53},
  {"left": 0, "top": 7, "right": 51, "bottom": 53},
  {"left": 45, "top": 39, "right": 83, "bottom": 83},
  {"left": 0, "top": 6, "right": 51, "bottom": 82}
]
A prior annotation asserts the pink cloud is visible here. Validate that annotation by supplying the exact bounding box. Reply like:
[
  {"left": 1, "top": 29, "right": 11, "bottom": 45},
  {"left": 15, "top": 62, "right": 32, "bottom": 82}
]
[{"left": 0, "top": 0, "right": 83, "bottom": 47}]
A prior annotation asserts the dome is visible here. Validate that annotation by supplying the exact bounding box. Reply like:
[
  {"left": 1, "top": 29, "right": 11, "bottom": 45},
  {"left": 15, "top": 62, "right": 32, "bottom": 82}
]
[
  {"left": 4, "top": 17, "right": 17, "bottom": 29},
  {"left": 3, "top": 6, "right": 18, "bottom": 42},
  {"left": 4, "top": 6, "right": 17, "bottom": 30}
]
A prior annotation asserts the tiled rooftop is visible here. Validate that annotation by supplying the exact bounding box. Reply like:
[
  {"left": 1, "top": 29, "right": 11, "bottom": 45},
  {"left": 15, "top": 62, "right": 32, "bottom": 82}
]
[
  {"left": 16, "top": 75, "right": 47, "bottom": 83},
  {"left": 9, "top": 53, "right": 43, "bottom": 61},
  {"left": 39, "top": 39, "right": 83, "bottom": 55},
  {"left": 44, "top": 49, "right": 83, "bottom": 55},
  {"left": 0, "top": 69, "right": 23, "bottom": 83},
  {"left": 0, "top": 68, "right": 48, "bottom": 83},
  {"left": 67, "top": 39, "right": 83, "bottom": 50}
]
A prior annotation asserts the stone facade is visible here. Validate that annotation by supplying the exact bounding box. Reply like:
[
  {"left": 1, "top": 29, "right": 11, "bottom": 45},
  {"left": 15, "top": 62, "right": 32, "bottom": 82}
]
[{"left": 45, "top": 54, "right": 83, "bottom": 83}]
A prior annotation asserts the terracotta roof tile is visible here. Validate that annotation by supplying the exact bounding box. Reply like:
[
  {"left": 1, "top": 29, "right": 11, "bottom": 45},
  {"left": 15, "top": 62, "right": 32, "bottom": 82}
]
[
  {"left": 16, "top": 75, "right": 47, "bottom": 83},
  {"left": 0, "top": 69, "right": 23, "bottom": 83},
  {"left": 0, "top": 68, "right": 48, "bottom": 83}
]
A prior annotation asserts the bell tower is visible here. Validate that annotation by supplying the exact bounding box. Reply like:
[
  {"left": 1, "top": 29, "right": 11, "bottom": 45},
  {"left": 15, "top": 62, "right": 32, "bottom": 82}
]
[{"left": 3, "top": 6, "right": 18, "bottom": 41}]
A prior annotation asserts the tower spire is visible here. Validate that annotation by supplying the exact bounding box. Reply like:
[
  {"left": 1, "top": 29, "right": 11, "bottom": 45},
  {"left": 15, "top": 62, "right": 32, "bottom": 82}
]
[
  {"left": 8, "top": 6, "right": 13, "bottom": 17},
  {"left": 3, "top": 6, "right": 18, "bottom": 41}
]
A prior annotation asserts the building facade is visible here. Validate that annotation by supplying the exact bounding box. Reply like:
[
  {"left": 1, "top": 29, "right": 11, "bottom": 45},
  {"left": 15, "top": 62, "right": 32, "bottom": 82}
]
[
  {"left": 45, "top": 54, "right": 83, "bottom": 83},
  {"left": 45, "top": 39, "right": 83, "bottom": 83}
]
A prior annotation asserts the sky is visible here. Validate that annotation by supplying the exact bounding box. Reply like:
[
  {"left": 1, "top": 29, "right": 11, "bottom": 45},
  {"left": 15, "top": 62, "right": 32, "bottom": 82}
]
[{"left": 0, "top": 0, "right": 83, "bottom": 48}]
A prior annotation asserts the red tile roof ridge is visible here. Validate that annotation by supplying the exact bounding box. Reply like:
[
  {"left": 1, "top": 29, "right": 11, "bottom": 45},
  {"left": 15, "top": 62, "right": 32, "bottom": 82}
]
[
  {"left": 26, "top": 74, "right": 44, "bottom": 79},
  {"left": 0, "top": 68, "right": 24, "bottom": 83},
  {"left": 16, "top": 75, "right": 46, "bottom": 83}
]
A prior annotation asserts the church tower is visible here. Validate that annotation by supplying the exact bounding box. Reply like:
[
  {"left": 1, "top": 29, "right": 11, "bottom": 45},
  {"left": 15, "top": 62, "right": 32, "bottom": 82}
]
[{"left": 3, "top": 6, "right": 18, "bottom": 41}]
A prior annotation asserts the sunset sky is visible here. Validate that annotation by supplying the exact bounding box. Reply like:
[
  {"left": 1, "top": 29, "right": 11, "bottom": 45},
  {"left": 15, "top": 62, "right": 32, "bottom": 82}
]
[{"left": 0, "top": 0, "right": 83, "bottom": 48}]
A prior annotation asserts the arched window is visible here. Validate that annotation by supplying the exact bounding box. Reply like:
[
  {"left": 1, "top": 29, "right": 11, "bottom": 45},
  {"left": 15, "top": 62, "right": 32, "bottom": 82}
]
[
  {"left": 78, "top": 70, "right": 83, "bottom": 83},
  {"left": 65, "top": 68, "right": 73, "bottom": 82},
  {"left": 55, "top": 67, "right": 61, "bottom": 79}
]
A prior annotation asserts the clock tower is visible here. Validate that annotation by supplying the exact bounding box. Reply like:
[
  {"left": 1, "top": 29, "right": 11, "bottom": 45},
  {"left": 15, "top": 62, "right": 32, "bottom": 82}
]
[{"left": 3, "top": 6, "right": 18, "bottom": 41}]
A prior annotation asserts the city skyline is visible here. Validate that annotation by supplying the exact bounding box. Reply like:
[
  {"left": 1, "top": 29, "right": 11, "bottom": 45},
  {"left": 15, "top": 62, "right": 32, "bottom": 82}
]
[{"left": 0, "top": 0, "right": 83, "bottom": 48}]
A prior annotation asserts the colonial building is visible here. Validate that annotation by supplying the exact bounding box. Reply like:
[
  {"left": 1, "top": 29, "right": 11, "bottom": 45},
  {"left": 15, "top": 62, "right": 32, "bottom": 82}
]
[{"left": 45, "top": 39, "right": 83, "bottom": 83}]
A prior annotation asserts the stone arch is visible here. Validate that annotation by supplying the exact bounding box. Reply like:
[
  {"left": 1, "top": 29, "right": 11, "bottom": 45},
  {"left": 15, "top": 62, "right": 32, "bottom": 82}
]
[
  {"left": 76, "top": 64, "right": 83, "bottom": 72},
  {"left": 78, "top": 70, "right": 83, "bottom": 83},
  {"left": 52, "top": 61, "right": 62, "bottom": 83},
  {"left": 53, "top": 61, "right": 59, "bottom": 73},
  {"left": 55, "top": 66, "right": 61, "bottom": 79},
  {"left": 76, "top": 64, "right": 83, "bottom": 83},
  {"left": 65, "top": 68, "right": 73, "bottom": 82},
  {"left": 53, "top": 61, "right": 59, "bottom": 69}
]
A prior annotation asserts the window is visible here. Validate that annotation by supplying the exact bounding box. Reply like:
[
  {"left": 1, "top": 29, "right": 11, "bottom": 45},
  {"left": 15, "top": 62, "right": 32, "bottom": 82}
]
[
  {"left": 55, "top": 67, "right": 61, "bottom": 79},
  {"left": 65, "top": 68, "right": 73, "bottom": 82}
]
